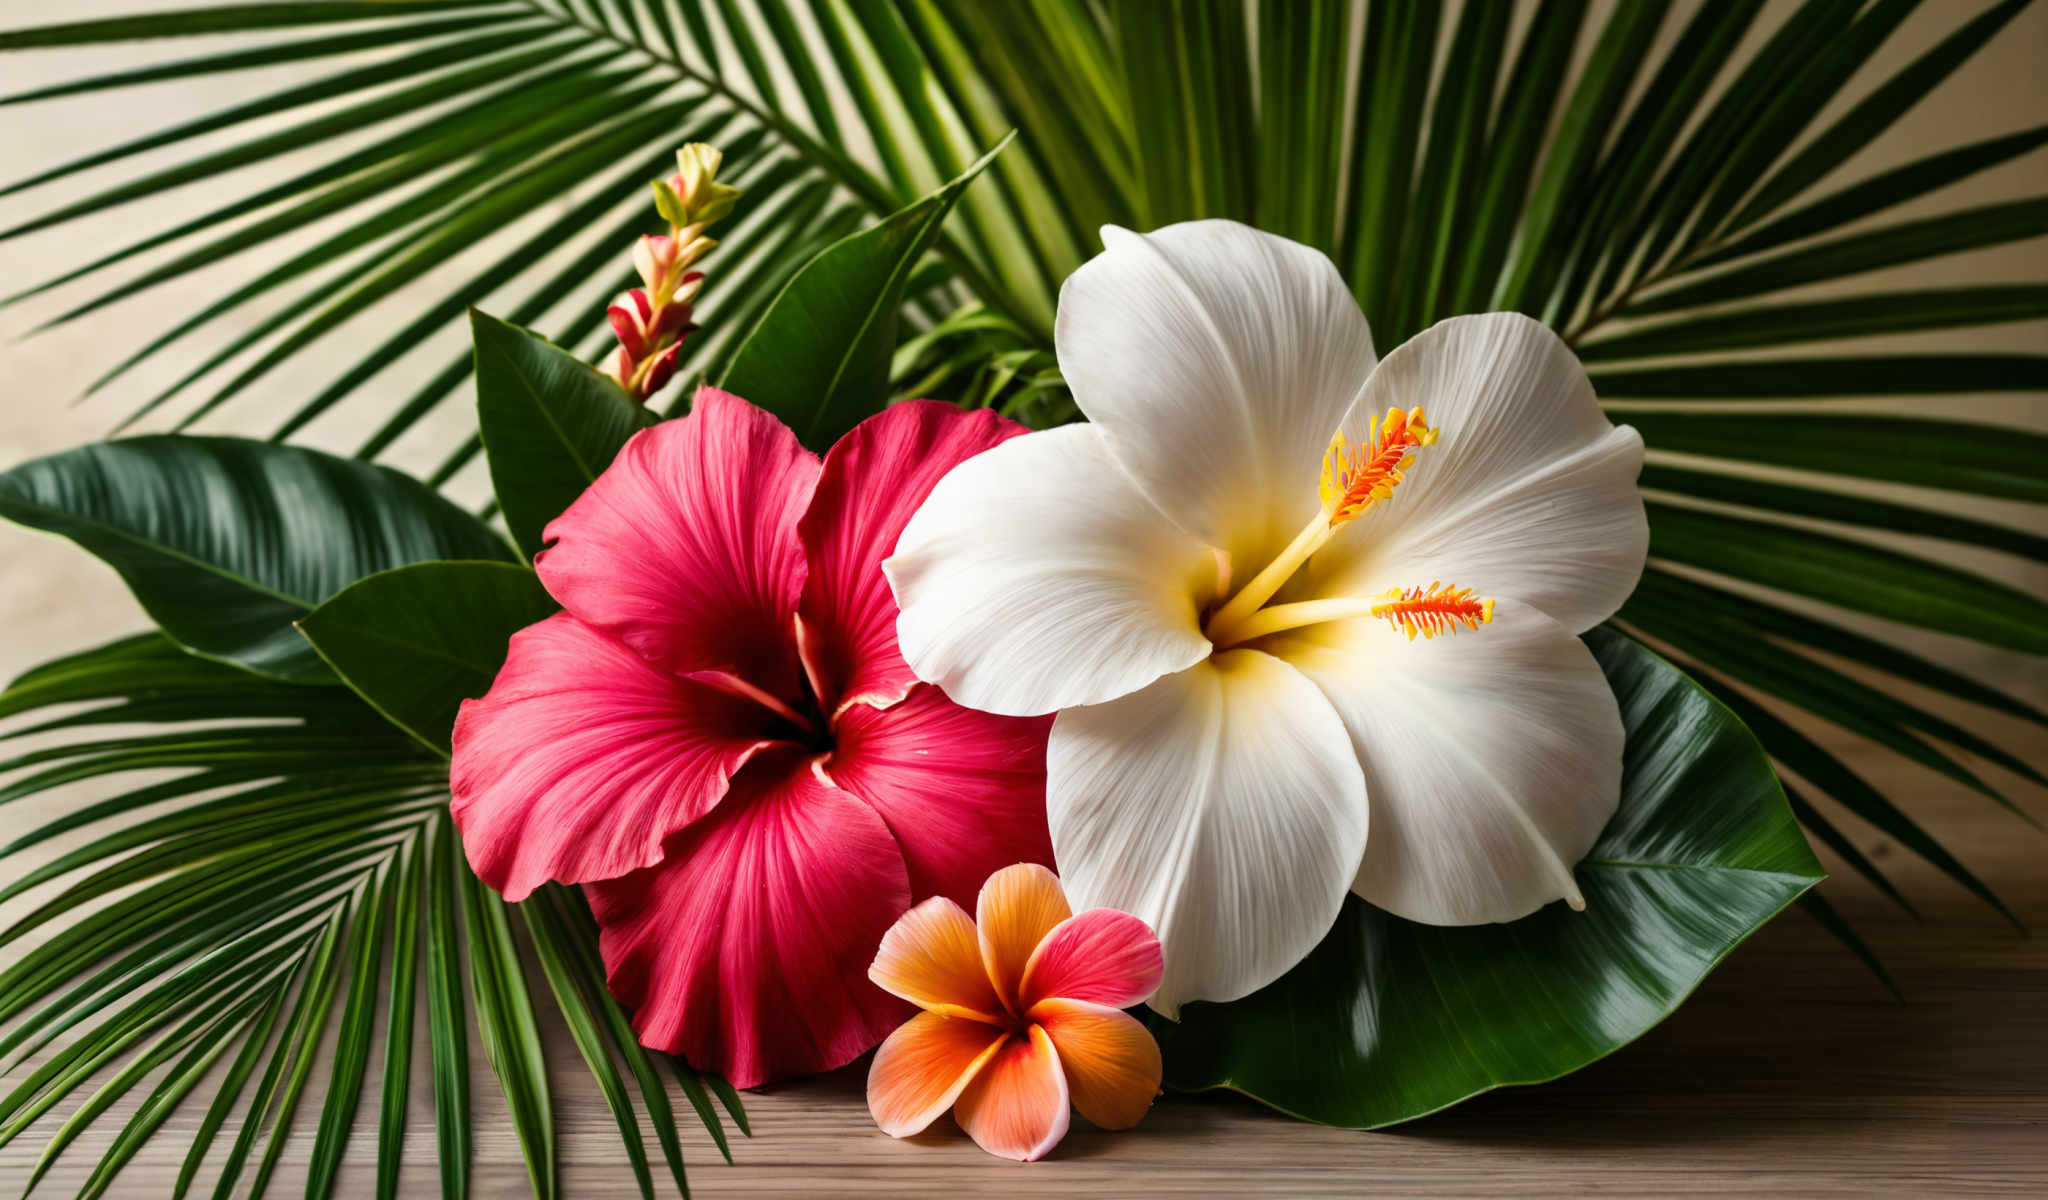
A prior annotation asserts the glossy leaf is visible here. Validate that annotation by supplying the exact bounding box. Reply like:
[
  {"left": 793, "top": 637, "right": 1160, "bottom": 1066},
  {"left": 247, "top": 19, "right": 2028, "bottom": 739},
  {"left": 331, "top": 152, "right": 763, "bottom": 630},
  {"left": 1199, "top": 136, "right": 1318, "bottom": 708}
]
[
  {"left": 721, "top": 136, "right": 1009, "bottom": 448},
  {"left": 472, "top": 309, "right": 660, "bottom": 561},
  {"left": 1665, "top": 658, "right": 2019, "bottom": 929},
  {"left": 297, "top": 561, "right": 558, "bottom": 756},
  {"left": 0, "top": 437, "right": 511, "bottom": 682},
  {"left": 1151, "top": 628, "right": 1822, "bottom": 1127}
]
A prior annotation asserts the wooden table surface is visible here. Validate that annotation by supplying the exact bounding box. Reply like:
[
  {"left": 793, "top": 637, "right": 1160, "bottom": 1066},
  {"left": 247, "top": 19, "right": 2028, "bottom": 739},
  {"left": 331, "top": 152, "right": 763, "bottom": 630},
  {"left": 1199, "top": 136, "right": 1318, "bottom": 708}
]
[{"left": 2, "top": 658, "right": 2044, "bottom": 1198}]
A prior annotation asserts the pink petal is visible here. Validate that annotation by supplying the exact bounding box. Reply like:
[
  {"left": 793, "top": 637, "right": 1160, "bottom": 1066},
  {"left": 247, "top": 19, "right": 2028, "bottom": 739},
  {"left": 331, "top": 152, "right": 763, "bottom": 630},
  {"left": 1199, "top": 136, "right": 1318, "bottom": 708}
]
[
  {"left": 607, "top": 298, "right": 646, "bottom": 358},
  {"left": 953, "top": 1024, "right": 1070, "bottom": 1162},
  {"left": 826, "top": 685, "right": 1054, "bottom": 912},
  {"left": 1018, "top": 909, "right": 1164, "bottom": 1012},
  {"left": 537, "top": 386, "right": 819, "bottom": 702},
  {"left": 588, "top": 752, "right": 914, "bottom": 1087},
  {"left": 797, "top": 401, "right": 1027, "bottom": 713},
  {"left": 641, "top": 340, "right": 684, "bottom": 395},
  {"left": 450, "top": 613, "right": 784, "bottom": 900}
]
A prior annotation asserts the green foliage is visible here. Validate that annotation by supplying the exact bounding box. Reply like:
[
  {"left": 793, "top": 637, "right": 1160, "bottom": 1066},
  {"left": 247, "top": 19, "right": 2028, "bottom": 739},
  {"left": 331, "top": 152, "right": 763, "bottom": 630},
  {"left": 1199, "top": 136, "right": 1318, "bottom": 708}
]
[
  {"left": 1152, "top": 628, "right": 1823, "bottom": 1125},
  {"left": 298, "top": 560, "right": 559, "bottom": 755},
  {"left": 722, "top": 137, "right": 1009, "bottom": 449},
  {"left": 0, "top": 448, "right": 737, "bottom": 1196},
  {"left": 0, "top": 437, "right": 512, "bottom": 683},
  {"left": 472, "top": 310, "right": 659, "bottom": 561}
]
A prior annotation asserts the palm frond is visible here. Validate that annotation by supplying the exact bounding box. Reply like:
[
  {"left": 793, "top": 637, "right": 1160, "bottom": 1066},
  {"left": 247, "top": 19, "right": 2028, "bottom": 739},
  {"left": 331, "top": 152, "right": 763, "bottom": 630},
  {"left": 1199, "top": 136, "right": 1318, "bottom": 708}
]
[{"left": 0, "top": 634, "right": 740, "bottom": 1197}]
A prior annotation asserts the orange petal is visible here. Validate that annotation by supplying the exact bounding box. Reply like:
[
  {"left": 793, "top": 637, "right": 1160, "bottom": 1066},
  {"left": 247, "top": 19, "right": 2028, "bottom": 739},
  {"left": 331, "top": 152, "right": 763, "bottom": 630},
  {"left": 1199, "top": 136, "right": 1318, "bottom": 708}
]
[
  {"left": 867, "top": 1011, "right": 1011, "bottom": 1138},
  {"left": 1029, "top": 998, "right": 1161, "bottom": 1131},
  {"left": 870, "top": 897, "right": 1007, "bottom": 1022},
  {"left": 976, "top": 863, "right": 1071, "bottom": 1011},
  {"left": 953, "top": 1023, "right": 1070, "bottom": 1162}
]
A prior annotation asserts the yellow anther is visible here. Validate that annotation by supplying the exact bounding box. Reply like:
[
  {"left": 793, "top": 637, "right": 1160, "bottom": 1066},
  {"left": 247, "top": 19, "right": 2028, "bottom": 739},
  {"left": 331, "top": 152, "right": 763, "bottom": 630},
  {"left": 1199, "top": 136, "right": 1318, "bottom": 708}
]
[
  {"left": 1370, "top": 582, "right": 1495, "bottom": 640},
  {"left": 1320, "top": 407, "right": 1437, "bottom": 525}
]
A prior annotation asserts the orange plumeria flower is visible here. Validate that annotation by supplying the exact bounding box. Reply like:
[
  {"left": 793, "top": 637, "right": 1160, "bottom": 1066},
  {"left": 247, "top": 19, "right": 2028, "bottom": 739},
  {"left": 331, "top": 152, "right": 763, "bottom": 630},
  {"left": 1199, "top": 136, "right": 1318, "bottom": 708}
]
[{"left": 866, "top": 863, "right": 1165, "bottom": 1161}]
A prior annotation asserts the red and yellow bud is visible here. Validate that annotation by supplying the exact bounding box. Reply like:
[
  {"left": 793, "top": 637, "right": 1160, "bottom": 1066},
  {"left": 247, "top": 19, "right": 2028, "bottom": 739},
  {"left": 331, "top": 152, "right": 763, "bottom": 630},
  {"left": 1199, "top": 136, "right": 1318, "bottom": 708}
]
[{"left": 610, "top": 144, "right": 741, "bottom": 400}]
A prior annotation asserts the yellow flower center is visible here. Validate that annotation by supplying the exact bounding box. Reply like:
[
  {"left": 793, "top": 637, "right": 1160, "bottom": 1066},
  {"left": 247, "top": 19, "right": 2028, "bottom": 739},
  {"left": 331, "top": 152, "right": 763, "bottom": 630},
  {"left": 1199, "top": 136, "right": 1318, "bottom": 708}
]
[{"left": 1203, "top": 407, "right": 1495, "bottom": 649}]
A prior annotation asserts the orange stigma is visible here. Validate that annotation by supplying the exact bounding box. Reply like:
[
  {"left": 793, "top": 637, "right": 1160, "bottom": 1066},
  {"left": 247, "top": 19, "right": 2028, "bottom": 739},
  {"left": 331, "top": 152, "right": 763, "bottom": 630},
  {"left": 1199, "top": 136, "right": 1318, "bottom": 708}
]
[
  {"left": 1370, "top": 582, "right": 1495, "bottom": 640},
  {"left": 1320, "top": 406, "right": 1437, "bottom": 525}
]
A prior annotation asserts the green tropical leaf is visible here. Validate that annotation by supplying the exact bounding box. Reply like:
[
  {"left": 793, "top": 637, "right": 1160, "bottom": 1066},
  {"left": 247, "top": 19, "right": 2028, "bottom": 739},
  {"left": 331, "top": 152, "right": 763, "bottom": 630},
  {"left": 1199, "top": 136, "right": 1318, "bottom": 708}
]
[
  {"left": 722, "top": 135, "right": 1010, "bottom": 448},
  {"left": 1660, "top": 655, "right": 2021, "bottom": 930},
  {"left": 472, "top": 309, "right": 660, "bottom": 561},
  {"left": 1578, "top": 286, "right": 2048, "bottom": 359},
  {"left": 1113, "top": 0, "right": 1256, "bottom": 231},
  {"left": 1697, "top": 122, "right": 2048, "bottom": 267},
  {"left": 1721, "top": 0, "right": 2031, "bottom": 236},
  {"left": 0, "top": 632, "right": 740, "bottom": 1197},
  {"left": 1150, "top": 628, "right": 1823, "bottom": 1127},
  {"left": 1630, "top": 567, "right": 2048, "bottom": 728},
  {"left": 1640, "top": 464, "right": 2048, "bottom": 567},
  {"left": 0, "top": 437, "right": 511, "bottom": 683},
  {"left": 1593, "top": 355, "right": 2048, "bottom": 398},
  {"left": 1627, "top": 197, "right": 2048, "bottom": 316},
  {"left": 298, "top": 560, "right": 558, "bottom": 756},
  {"left": 1625, "top": 413, "right": 2048, "bottom": 503},
  {"left": 1646, "top": 502, "right": 2048, "bottom": 656},
  {"left": 0, "top": 3, "right": 504, "bottom": 50}
]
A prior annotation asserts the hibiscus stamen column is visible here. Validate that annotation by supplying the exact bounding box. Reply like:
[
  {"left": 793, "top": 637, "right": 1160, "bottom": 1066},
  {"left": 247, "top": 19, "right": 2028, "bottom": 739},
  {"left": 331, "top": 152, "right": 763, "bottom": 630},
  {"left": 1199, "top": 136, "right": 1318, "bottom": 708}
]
[
  {"left": 1203, "top": 405, "right": 1457, "bottom": 647},
  {"left": 606, "top": 143, "right": 742, "bottom": 399}
]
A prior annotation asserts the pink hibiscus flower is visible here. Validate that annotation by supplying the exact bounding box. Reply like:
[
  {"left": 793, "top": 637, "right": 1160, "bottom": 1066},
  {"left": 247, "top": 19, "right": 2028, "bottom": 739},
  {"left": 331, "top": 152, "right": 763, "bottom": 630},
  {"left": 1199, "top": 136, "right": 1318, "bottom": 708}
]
[{"left": 450, "top": 387, "right": 1055, "bottom": 1087}]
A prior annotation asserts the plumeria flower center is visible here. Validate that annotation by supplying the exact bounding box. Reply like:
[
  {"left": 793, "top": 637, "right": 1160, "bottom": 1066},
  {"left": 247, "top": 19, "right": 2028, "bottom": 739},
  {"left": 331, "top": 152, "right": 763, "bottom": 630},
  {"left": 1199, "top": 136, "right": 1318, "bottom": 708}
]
[{"left": 1203, "top": 406, "right": 1495, "bottom": 649}]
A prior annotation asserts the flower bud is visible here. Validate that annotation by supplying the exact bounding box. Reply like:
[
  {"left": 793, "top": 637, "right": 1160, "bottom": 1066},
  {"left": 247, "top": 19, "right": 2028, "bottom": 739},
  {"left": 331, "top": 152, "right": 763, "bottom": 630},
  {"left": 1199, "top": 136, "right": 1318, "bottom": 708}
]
[
  {"left": 633, "top": 235, "right": 677, "bottom": 291},
  {"left": 640, "top": 341, "right": 683, "bottom": 395},
  {"left": 665, "top": 142, "right": 741, "bottom": 226},
  {"left": 607, "top": 289, "right": 655, "bottom": 359}
]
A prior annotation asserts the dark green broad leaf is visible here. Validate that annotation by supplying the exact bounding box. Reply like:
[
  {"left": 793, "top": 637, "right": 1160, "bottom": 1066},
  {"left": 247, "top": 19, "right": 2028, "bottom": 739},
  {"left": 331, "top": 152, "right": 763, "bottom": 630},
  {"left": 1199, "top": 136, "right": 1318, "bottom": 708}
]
[
  {"left": 472, "top": 309, "right": 658, "bottom": 562},
  {"left": 297, "top": 561, "right": 558, "bottom": 756},
  {"left": 721, "top": 135, "right": 1010, "bottom": 450},
  {"left": 0, "top": 436, "right": 511, "bottom": 683},
  {"left": 1151, "top": 627, "right": 1821, "bottom": 1128}
]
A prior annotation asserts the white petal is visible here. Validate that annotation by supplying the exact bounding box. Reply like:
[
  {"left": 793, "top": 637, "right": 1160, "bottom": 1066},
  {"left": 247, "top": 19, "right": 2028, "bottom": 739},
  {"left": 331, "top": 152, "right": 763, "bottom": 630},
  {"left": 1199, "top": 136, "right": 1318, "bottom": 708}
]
[
  {"left": 1272, "top": 599, "right": 1623, "bottom": 926},
  {"left": 1312, "top": 312, "right": 1646, "bottom": 633},
  {"left": 885, "top": 425, "right": 1220, "bottom": 717},
  {"left": 1056, "top": 221, "right": 1378, "bottom": 566},
  {"left": 1046, "top": 650, "right": 1368, "bottom": 1017}
]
